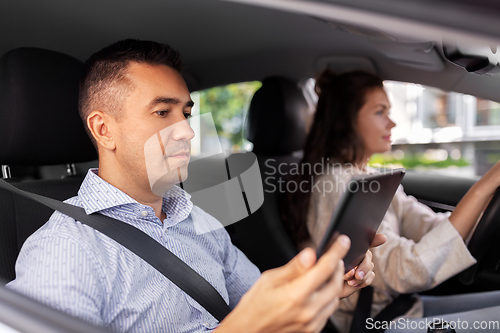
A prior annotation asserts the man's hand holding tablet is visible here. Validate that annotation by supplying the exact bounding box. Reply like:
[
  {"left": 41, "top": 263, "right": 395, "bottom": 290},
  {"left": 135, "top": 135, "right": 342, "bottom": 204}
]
[{"left": 314, "top": 170, "right": 404, "bottom": 298}]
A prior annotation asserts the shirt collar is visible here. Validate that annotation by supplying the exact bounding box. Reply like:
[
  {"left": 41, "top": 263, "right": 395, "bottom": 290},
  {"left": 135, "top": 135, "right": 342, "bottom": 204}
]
[
  {"left": 162, "top": 184, "right": 193, "bottom": 225},
  {"left": 78, "top": 169, "right": 193, "bottom": 224}
]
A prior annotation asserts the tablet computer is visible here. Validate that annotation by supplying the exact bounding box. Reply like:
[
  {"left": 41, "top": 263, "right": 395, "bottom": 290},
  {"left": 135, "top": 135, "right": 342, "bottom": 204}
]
[{"left": 316, "top": 168, "right": 405, "bottom": 272}]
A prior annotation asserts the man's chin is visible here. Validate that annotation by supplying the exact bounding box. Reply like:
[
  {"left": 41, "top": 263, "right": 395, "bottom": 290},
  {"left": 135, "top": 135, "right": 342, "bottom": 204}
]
[
  {"left": 150, "top": 166, "right": 189, "bottom": 196},
  {"left": 178, "top": 166, "right": 188, "bottom": 183}
]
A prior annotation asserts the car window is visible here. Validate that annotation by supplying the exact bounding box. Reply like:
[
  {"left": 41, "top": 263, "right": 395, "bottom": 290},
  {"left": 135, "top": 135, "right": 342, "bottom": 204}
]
[
  {"left": 303, "top": 79, "right": 498, "bottom": 178},
  {"left": 190, "top": 81, "right": 261, "bottom": 157},
  {"left": 378, "top": 81, "right": 499, "bottom": 177}
]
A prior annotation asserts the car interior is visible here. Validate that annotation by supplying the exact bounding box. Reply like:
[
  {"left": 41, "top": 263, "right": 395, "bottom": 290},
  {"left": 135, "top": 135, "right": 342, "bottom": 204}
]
[
  {"left": 1, "top": 0, "right": 500, "bottom": 331},
  {"left": 232, "top": 76, "right": 309, "bottom": 271},
  {"left": 0, "top": 47, "right": 98, "bottom": 283}
]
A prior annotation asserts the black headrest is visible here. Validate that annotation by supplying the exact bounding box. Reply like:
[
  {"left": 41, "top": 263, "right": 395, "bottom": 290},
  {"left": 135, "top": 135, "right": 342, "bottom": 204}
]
[
  {"left": 246, "top": 76, "right": 308, "bottom": 155},
  {"left": 0, "top": 47, "right": 97, "bottom": 166}
]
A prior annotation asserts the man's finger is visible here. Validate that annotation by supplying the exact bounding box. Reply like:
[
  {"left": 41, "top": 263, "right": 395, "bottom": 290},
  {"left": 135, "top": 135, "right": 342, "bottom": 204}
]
[
  {"left": 312, "top": 259, "right": 345, "bottom": 306},
  {"left": 311, "top": 297, "right": 341, "bottom": 330},
  {"left": 318, "top": 235, "right": 350, "bottom": 267},
  {"left": 295, "top": 235, "right": 350, "bottom": 294},
  {"left": 265, "top": 247, "right": 317, "bottom": 284}
]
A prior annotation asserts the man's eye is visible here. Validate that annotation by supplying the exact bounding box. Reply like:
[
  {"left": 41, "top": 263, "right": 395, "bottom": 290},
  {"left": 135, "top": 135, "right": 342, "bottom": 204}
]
[
  {"left": 184, "top": 113, "right": 192, "bottom": 119},
  {"left": 156, "top": 110, "right": 169, "bottom": 117}
]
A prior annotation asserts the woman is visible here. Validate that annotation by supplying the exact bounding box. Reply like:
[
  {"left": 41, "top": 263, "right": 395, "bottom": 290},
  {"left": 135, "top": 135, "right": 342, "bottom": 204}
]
[{"left": 282, "top": 69, "right": 500, "bottom": 333}]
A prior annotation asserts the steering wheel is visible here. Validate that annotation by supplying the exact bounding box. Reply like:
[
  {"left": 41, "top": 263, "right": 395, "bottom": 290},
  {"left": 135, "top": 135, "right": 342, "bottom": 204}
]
[{"left": 459, "top": 187, "right": 500, "bottom": 285}]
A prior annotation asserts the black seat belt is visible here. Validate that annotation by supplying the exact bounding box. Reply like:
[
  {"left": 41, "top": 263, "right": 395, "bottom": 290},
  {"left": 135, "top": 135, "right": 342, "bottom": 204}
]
[
  {"left": 0, "top": 180, "right": 231, "bottom": 322},
  {"left": 370, "top": 293, "right": 416, "bottom": 333},
  {"left": 348, "top": 286, "right": 416, "bottom": 333},
  {"left": 349, "top": 286, "right": 374, "bottom": 333}
]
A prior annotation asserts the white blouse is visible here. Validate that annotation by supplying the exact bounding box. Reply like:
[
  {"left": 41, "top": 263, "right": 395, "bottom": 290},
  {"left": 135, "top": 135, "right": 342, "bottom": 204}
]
[{"left": 301, "top": 164, "right": 476, "bottom": 333}]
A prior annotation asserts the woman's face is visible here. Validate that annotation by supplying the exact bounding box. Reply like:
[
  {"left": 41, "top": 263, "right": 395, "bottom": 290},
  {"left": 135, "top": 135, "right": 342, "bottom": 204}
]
[{"left": 356, "top": 87, "right": 395, "bottom": 159}]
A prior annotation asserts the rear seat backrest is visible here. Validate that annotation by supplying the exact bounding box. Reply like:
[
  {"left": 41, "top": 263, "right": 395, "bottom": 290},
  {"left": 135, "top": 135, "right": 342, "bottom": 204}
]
[
  {"left": 231, "top": 76, "right": 310, "bottom": 271},
  {"left": 246, "top": 76, "right": 309, "bottom": 185},
  {"left": 0, "top": 48, "right": 97, "bottom": 283}
]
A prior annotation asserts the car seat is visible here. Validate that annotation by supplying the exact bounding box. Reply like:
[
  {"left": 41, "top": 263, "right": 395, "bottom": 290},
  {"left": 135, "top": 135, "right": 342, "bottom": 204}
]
[
  {"left": 231, "top": 76, "right": 310, "bottom": 271},
  {"left": 0, "top": 47, "right": 97, "bottom": 283}
]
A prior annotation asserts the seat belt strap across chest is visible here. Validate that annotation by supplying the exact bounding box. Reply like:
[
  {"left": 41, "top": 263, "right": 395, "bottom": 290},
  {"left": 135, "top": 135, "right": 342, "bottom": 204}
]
[{"left": 0, "top": 179, "right": 231, "bottom": 322}]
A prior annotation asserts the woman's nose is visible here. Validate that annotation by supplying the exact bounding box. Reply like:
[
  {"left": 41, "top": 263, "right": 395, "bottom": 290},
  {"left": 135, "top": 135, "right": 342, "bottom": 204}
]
[{"left": 388, "top": 117, "right": 396, "bottom": 129}]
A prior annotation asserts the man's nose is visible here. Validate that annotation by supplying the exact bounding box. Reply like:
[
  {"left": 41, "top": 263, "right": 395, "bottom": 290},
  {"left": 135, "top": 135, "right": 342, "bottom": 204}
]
[{"left": 171, "top": 118, "right": 195, "bottom": 141}]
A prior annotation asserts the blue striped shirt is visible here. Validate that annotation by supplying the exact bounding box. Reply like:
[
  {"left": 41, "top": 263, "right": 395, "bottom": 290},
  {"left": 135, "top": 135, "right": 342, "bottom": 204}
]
[{"left": 7, "top": 169, "right": 261, "bottom": 332}]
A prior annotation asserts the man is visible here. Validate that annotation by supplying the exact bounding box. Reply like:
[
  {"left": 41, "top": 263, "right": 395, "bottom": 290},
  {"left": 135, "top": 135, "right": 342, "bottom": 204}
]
[{"left": 7, "top": 39, "right": 379, "bottom": 332}]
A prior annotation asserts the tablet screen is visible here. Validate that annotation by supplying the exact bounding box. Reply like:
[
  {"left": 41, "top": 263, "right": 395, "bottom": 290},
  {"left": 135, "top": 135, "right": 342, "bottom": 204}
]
[{"left": 316, "top": 169, "right": 405, "bottom": 272}]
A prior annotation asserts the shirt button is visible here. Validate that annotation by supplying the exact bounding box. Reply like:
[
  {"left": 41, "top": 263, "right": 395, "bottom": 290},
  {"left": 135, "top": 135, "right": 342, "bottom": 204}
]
[
  {"left": 140, "top": 210, "right": 149, "bottom": 217},
  {"left": 164, "top": 229, "right": 168, "bottom": 234}
]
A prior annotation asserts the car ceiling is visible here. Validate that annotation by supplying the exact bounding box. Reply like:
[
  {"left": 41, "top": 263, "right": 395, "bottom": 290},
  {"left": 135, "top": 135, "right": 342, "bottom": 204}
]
[{"left": 1, "top": 0, "right": 500, "bottom": 101}]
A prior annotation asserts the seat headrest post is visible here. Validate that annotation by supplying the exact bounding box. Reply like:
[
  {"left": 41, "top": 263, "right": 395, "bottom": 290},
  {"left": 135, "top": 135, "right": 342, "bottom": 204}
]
[
  {"left": 65, "top": 164, "right": 77, "bottom": 177},
  {"left": 1, "top": 165, "right": 11, "bottom": 179}
]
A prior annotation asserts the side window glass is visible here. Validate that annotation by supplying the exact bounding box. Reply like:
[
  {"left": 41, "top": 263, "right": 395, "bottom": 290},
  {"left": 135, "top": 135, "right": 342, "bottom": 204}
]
[
  {"left": 302, "top": 78, "right": 499, "bottom": 178},
  {"left": 374, "top": 81, "right": 499, "bottom": 177},
  {"left": 190, "top": 81, "right": 261, "bottom": 156}
]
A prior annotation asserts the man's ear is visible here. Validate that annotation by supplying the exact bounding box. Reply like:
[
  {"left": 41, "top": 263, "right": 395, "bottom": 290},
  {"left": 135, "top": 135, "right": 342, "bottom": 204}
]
[{"left": 87, "top": 111, "right": 116, "bottom": 151}]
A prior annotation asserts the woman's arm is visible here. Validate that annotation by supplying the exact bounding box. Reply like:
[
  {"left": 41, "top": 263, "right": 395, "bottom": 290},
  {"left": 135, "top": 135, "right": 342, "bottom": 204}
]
[
  {"left": 449, "top": 160, "right": 500, "bottom": 240},
  {"left": 370, "top": 180, "right": 478, "bottom": 293},
  {"left": 368, "top": 162, "right": 500, "bottom": 293},
  {"left": 371, "top": 219, "right": 475, "bottom": 293}
]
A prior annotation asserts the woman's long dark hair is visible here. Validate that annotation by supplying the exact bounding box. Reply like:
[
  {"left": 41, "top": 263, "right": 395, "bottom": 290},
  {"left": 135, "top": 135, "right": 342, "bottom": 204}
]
[{"left": 282, "top": 69, "right": 384, "bottom": 245}]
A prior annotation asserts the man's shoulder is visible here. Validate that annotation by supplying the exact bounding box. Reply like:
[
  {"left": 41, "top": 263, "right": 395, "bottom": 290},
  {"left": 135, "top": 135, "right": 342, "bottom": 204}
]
[
  {"left": 27, "top": 195, "right": 93, "bottom": 244},
  {"left": 189, "top": 204, "right": 229, "bottom": 237}
]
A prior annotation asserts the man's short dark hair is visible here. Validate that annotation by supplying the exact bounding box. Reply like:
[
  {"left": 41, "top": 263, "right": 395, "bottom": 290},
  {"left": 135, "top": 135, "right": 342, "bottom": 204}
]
[{"left": 79, "top": 39, "right": 183, "bottom": 148}]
